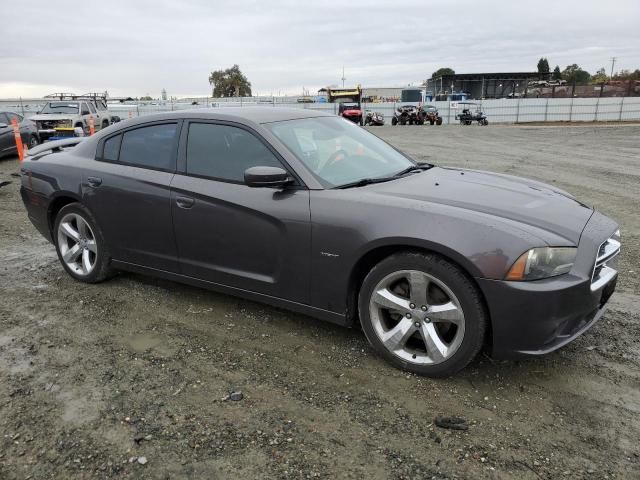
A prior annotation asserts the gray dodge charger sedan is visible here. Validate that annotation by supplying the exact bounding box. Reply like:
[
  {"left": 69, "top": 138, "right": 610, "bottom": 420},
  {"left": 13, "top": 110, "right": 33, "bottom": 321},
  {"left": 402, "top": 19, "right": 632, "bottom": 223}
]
[{"left": 20, "top": 108, "right": 620, "bottom": 377}]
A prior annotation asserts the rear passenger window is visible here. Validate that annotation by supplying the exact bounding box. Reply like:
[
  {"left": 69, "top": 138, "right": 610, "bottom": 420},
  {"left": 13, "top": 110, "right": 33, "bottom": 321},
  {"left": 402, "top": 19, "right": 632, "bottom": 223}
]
[
  {"left": 186, "top": 123, "right": 283, "bottom": 182},
  {"left": 102, "top": 134, "right": 121, "bottom": 161},
  {"left": 119, "top": 124, "right": 178, "bottom": 171}
]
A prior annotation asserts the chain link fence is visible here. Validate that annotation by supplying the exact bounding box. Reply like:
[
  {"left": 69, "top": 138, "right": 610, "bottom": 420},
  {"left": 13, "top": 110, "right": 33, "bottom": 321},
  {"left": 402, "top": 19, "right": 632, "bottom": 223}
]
[{"left": 2, "top": 96, "right": 640, "bottom": 125}]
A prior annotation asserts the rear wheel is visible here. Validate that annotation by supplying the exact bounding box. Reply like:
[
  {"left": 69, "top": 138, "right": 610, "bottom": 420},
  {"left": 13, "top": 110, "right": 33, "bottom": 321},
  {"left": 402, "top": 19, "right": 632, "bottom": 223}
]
[
  {"left": 54, "top": 203, "right": 113, "bottom": 283},
  {"left": 358, "top": 252, "right": 487, "bottom": 377},
  {"left": 28, "top": 135, "right": 39, "bottom": 148}
]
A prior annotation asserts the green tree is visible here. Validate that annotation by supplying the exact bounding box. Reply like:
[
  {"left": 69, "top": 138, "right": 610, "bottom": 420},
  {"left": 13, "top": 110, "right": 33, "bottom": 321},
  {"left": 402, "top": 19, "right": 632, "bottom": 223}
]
[
  {"left": 208, "top": 64, "right": 252, "bottom": 97},
  {"left": 537, "top": 58, "right": 550, "bottom": 73},
  {"left": 561, "top": 64, "right": 591, "bottom": 84},
  {"left": 591, "top": 68, "right": 608, "bottom": 83},
  {"left": 552, "top": 65, "right": 562, "bottom": 80},
  {"left": 431, "top": 67, "right": 455, "bottom": 78},
  {"left": 140, "top": 95, "right": 153, "bottom": 101}
]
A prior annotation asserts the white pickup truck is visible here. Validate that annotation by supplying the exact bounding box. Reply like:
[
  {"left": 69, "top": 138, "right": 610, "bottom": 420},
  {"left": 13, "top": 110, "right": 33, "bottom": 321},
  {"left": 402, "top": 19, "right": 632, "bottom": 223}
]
[{"left": 30, "top": 97, "right": 116, "bottom": 141}]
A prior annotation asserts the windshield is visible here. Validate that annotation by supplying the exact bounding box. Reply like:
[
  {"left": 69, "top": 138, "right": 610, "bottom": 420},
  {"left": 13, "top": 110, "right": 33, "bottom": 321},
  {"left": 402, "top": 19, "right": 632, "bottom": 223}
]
[
  {"left": 40, "top": 102, "right": 79, "bottom": 114},
  {"left": 265, "top": 117, "right": 416, "bottom": 188}
]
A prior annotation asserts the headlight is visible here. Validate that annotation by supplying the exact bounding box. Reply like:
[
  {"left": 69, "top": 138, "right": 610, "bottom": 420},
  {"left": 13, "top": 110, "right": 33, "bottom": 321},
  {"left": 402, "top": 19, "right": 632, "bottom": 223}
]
[{"left": 505, "top": 247, "right": 577, "bottom": 281}]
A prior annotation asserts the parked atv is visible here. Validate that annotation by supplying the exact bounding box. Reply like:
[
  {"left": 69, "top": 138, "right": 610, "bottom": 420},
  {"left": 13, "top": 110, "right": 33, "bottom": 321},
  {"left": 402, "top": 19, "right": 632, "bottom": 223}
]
[
  {"left": 391, "top": 105, "right": 419, "bottom": 125},
  {"left": 338, "top": 102, "right": 363, "bottom": 125},
  {"left": 419, "top": 105, "right": 443, "bottom": 125},
  {"left": 455, "top": 102, "right": 488, "bottom": 126},
  {"left": 363, "top": 110, "right": 384, "bottom": 126}
]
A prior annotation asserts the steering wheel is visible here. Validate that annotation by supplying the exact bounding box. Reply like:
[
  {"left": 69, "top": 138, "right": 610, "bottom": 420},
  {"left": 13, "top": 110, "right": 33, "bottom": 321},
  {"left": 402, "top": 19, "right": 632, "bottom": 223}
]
[{"left": 320, "top": 149, "right": 350, "bottom": 174}]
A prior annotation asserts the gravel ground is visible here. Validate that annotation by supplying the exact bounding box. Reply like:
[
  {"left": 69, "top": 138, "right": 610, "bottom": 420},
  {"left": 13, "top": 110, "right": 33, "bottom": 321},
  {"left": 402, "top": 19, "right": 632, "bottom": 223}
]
[{"left": 1, "top": 124, "right": 639, "bottom": 479}]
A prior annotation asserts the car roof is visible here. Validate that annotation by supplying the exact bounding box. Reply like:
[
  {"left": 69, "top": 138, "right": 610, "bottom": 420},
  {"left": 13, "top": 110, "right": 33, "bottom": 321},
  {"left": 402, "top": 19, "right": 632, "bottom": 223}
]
[{"left": 117, "top": 107, "right": 334, "bottom": 126}]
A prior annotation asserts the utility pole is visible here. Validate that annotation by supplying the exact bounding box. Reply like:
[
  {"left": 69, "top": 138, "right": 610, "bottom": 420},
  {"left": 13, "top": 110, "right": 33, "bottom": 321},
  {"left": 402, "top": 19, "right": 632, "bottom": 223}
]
[
  {"left": 341, "top": 66, "right": 346, "bottom": 88},
  {"left": 610, "top": 57, "right": 617, "bottom": 80}
]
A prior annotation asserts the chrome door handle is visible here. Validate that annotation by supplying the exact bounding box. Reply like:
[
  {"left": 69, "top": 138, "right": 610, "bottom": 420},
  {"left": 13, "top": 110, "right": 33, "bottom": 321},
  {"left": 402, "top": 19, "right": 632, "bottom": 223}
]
[{"left": 176, "top": 196, "right": 195, "bottom": 209}]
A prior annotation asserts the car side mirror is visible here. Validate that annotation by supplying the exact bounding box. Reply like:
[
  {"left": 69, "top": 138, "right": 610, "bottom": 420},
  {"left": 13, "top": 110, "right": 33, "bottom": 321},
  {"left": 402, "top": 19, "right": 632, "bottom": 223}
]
[
  {"left": 244, "top": 166, "right": 293, "bottom": 188},
  {"left": 0, "top": 122, "right": 8, "bottom": 129}
]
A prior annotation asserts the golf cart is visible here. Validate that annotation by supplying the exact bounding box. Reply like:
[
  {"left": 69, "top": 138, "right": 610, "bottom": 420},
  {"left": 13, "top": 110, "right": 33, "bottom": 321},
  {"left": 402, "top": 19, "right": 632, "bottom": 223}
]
[{"left": 455, "top": 102, "right": 488, "bottom": 126}]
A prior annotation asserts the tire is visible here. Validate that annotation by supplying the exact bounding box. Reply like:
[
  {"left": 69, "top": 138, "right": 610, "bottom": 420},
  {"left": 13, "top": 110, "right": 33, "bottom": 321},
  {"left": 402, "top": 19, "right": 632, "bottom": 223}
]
[
  {"left": 358, "top": 251, "right": 487, "bottom": 377},
  {"left": 28, "top": 135, "right": 39, "bottom": 148},
  {"left": 436, "top": 118, "right": 443, "bottom": 126},
  {"left": 429, "top": 120, "right": 435, "bottom": 125},
  {"left": 54, "top": 203, "right": 113, "bottom": 283},
  {"left": 391, "top": 117, "right": 398, "bottom": 126},
  {"left": 102, "top": 120, "right": 110, "bottom": 129}
]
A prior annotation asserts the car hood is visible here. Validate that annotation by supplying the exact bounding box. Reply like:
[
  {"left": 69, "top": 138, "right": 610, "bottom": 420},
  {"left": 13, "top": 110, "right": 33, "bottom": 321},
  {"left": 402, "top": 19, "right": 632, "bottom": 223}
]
[
  {"left": 371, "top": 166, "right": 593, "bottom": 244},
  {"left": 30, "top": 114, "right": 75, "bottom": 122}
]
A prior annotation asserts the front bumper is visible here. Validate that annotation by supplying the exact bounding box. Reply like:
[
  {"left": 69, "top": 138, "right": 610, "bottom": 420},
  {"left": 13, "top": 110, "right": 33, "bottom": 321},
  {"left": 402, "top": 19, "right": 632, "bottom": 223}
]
[{"left": 480, "top": 211, "right": 620, "bottom": 359}]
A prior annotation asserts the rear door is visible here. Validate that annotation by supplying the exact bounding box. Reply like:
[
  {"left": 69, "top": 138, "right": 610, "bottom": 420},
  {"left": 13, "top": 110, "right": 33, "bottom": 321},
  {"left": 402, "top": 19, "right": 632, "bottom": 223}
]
[
  {"left": 170, "top": 120, "right": 311, "bottom": 304},
  {"left": 84, "top": 121, "right": 181, "bottom": 272}
]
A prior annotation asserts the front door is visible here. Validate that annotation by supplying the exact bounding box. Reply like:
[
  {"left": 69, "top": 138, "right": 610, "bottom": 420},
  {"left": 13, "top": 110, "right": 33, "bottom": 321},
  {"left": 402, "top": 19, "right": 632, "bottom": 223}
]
[
  {"left": 83, "top": 121, "right": 181, "bottom": 272},
  {"left": 171, "top": 121, "right": 311, "bottom": 304},
  {"left": 0, "top": 113, "right": 15, "bottom": 155}
]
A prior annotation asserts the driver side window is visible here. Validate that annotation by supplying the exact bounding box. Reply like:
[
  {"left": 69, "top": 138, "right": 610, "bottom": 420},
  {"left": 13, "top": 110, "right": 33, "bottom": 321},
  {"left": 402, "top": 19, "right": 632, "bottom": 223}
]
[{"left": 186, "top": 123, "right": 284, "bottom": 183}]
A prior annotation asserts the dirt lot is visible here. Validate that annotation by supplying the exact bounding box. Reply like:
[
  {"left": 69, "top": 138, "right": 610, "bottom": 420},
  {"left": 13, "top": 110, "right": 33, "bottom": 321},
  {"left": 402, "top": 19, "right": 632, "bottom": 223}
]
[{"left": 1, "top": 124, "right": 639, "bottom": 479}]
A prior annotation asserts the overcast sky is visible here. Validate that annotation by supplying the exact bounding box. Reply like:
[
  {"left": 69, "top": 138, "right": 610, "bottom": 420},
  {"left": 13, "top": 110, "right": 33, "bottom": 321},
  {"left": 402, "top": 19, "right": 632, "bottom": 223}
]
[{"left": 2, "top": 0, "right": 639, "bottom": 98}]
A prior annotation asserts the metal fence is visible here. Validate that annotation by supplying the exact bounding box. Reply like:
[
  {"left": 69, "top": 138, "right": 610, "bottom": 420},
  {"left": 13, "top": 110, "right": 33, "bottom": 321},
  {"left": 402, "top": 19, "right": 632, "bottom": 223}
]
[{"left": 2, "top": 96, "right": 640, "bottom": 125}]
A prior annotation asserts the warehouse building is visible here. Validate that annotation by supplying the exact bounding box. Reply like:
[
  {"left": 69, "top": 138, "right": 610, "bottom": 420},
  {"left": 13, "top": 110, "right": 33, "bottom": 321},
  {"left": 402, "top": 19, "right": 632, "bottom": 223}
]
[{"left": 427, "top": 72, "right": 550, "bottom": 99}]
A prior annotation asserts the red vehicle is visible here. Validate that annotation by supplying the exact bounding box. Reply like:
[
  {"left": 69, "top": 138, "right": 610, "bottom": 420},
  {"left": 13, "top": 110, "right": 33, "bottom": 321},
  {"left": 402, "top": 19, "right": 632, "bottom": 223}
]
[{"left": 338, "top": 102, "right": 363, "bottom": 125}]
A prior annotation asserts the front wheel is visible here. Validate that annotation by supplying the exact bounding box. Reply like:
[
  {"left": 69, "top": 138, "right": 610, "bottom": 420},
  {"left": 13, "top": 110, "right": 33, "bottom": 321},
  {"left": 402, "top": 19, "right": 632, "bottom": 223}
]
[
  {"left": 54, "top": 203, "right": 113, "bottom": 283},
  {"left": 358, "top": 252, "right": 487, "bottom": 377},
  {"left": 391, "top": 117, "right": 398, "bottom": 126}
]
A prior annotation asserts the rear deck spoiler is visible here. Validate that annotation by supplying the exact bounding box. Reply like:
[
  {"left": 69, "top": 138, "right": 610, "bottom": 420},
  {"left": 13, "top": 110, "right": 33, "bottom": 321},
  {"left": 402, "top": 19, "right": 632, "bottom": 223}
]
[{"left": 26, "top": 138, "right": 84, "bottom": 159}]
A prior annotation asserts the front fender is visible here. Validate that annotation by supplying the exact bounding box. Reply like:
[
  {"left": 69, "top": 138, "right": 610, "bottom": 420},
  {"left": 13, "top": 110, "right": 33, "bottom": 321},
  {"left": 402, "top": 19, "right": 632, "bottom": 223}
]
[{"left": 309, "top": 189, "right": 557, "bottom": 315}]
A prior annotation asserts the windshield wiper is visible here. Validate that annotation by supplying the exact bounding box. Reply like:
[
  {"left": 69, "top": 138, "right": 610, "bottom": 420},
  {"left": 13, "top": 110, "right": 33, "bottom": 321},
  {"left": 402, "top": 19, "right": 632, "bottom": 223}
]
[
  {"left": 335, "top": 176, "right": 397, "bottom": 189},
  {"left": 392, "top": 164, "right": 433, "bottom": 177},
  {"left": 335, "top": 164, "right": 433, "bottom": 189}
]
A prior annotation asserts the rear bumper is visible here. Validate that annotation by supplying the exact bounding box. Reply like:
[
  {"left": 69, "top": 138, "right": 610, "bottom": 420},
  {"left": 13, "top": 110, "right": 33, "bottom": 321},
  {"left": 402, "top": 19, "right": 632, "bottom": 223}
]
[{"left": 480, "top": 210, "right": 620, "bottom": 359}]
